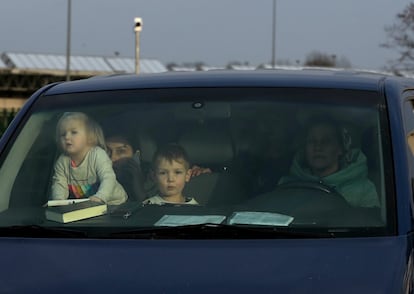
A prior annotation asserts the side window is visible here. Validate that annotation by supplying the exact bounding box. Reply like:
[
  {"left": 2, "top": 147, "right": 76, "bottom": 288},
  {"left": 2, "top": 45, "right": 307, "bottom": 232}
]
[
  {"left": 408, "top": 132, "right": 414, "bottom": 156},
  {"left": 403, "top": 98, "right": 414, "bottom": 210},
  {"left": 404, "top": 100, "right": 414, "bottom": 163}
]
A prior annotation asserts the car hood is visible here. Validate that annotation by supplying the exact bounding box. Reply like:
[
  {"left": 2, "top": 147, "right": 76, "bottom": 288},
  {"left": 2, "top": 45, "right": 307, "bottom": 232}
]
[{"left": 0, "top": 235, "right": 411, "bottom": 293}]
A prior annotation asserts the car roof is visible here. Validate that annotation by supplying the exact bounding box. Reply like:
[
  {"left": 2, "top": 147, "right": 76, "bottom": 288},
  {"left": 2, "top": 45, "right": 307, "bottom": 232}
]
[{"left": 43, "top": 69, "right": 413, "bottom": 95}]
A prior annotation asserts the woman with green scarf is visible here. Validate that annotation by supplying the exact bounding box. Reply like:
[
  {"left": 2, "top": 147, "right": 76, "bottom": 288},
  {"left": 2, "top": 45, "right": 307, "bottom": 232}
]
[{"left": 279, "top": 116, "right": 379, "bottom": 208}]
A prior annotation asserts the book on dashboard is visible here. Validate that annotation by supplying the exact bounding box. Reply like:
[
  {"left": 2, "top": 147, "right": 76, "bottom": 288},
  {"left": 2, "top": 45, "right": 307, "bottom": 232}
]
[{"left": 45, "top": 201, "right": 108, "bottom": 223}]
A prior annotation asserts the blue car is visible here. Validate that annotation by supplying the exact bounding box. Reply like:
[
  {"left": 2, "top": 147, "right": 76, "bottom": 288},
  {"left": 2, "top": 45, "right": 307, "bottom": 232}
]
[{"left": 0, "top": 69, "right": 413, "bottom": 293}]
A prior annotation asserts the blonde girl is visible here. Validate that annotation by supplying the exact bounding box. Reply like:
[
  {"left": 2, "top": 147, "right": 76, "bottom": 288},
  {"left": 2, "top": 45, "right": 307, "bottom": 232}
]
[{"left": 51, "top": 112, "right": 127, "bottom": 205}]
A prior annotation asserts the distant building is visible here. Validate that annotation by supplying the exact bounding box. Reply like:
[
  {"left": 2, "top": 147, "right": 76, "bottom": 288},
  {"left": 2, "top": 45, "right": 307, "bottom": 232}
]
[
  {"left": 0, "top": 52, "right": 168, "bottom": 110},
  {"left": 1, "top": 52, "right": 167, "bottom": 75}
]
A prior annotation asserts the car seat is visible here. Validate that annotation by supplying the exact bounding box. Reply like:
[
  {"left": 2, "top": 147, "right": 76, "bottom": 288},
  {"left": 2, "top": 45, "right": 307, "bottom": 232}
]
[{"left": 179, "top": 124, "right": 248, "bottom": 206}]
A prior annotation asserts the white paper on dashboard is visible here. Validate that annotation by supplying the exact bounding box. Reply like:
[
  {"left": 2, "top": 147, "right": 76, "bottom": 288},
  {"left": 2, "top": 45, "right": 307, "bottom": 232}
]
[
  {"left": 154, "top": 215, "right": 226, "bottom": 226},
  {"left": 44, "top": 198, "right": 90, "bottom": 207},
  {"left": 227, "top": 211, "right": 294, "bottom": 226}
]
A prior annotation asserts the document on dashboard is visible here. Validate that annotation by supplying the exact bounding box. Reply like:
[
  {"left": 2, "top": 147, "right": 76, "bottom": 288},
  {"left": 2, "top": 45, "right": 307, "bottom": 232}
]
[
  {"left": 154, "top": 215, "right": 226, "bottom": 226},
  {"left": 227, "top": 211, "right": 294, "bottom": 226}
]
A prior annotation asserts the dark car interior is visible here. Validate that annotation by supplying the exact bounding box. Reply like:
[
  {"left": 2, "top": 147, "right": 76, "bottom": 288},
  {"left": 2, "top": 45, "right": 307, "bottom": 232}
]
[{"left": 0, "top": 87, "right": 391, "bottom": 232}]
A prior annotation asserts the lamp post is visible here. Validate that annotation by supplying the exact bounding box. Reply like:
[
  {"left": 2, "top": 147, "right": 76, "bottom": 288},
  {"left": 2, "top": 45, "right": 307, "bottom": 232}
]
[
  {"left": 271, "top": 0, "right": 276, "bottom": 68},
  {"left": 134, "top": 17, "right": 142, "bottom": 75},
  {"left": 65, "top": 0, "right": 71, "bottom": 81}
]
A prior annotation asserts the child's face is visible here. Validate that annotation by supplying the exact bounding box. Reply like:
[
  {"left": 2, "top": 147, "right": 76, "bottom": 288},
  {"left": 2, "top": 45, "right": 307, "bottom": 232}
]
[
  {"left": 153, "top": 158, "right": 191, "bottom": 199},
  {"left": 59, "top": 118, "right": 90, "bottom": 159}
]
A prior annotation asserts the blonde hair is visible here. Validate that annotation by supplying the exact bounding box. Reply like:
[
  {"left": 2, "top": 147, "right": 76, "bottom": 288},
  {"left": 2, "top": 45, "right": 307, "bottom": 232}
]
[{"left": 56, "top": 112, "right": 106, "bottom": 151}]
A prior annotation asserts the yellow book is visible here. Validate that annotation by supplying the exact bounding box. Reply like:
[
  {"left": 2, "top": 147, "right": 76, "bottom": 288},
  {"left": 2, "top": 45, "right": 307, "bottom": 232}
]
[{"left": 45, "top": 201, "right": 107, "bottom": 223}]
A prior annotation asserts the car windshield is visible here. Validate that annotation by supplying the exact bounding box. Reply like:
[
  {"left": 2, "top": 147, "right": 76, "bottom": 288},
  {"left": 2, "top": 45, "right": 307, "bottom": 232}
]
[{"left": 0, "top": 87, "right": 394, "bottom": 237}]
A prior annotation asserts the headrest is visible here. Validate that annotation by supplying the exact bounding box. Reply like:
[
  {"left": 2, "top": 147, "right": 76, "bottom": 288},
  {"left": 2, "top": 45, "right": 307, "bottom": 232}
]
[
  {"left": 137, "top": 132, "right": 158, "bottom": 164},
  {"left": 178, "top": 125, "right": 234, "bottom": 167}
]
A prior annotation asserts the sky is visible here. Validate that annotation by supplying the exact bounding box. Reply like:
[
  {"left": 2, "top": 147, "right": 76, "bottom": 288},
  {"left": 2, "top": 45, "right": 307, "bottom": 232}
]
[{"left": 0, "top": 0, "right": 412, "bottom": 70}]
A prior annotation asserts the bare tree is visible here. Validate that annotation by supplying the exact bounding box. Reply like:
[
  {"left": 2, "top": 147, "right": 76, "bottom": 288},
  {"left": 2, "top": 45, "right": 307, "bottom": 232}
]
[
  {"left": 304, "top": 51, "right": 336, "bottom": 67},
  {"left": 304, "top": 51, "right": 352, "bottom": 68},
  {"left": 166, "top": 62, "right": 178, "bottom": 71},
  {"left": 382, "top": 3, "right": 414, "bottom": 72}
]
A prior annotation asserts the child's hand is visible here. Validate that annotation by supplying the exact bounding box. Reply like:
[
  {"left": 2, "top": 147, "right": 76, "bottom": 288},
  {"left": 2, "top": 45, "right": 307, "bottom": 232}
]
[
  {"left": 89, "top": 196, "right": 105, "bottom": 203},
  {"left": 190, "top": 165, "right": 212, "bottom": 178}
]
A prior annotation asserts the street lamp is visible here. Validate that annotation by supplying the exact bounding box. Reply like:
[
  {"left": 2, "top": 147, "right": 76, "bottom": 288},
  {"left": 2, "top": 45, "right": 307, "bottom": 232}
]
[
  {"left": 66, "top": 0, "right": 72, "bottom": 81},
  {"left": 271, "top": 0, "right": 276, "bottom": 68},
  {"left": 134, "top": 17, "right": 142, "bottom": 75}
]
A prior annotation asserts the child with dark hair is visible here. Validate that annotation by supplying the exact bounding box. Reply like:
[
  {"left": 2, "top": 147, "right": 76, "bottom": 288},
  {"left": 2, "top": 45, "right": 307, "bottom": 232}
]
[
  {"left": 106, "top": 134, "right": 211, "bottom": 202},
  {"left": 143, "top": 143, "right": 199, "bottom": 205}
]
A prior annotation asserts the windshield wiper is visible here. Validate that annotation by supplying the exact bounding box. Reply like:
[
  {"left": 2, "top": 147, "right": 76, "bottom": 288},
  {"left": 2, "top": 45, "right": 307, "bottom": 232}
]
[
  {"left": 109, "top": 223, "right": 332, "bottom": 239},
  {"left": 0, "top": 225, "right": 88, "bottom": 238}
]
